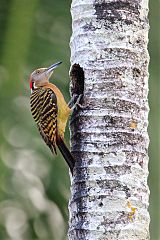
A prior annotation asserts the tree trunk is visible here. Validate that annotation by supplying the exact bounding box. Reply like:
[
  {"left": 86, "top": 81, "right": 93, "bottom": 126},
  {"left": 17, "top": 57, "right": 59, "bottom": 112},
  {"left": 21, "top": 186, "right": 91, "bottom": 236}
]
[{"left": 69, "top": 0, "right": 150, "bottom": 239}]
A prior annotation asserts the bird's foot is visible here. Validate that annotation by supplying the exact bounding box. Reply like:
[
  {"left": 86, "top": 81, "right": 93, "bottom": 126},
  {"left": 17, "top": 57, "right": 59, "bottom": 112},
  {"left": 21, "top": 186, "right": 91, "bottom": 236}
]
[
  {"left": 68, "top": 94, "right": 77, "bottom": 108},
  {"left": 68, "top": 94, "right": 84, "bottom": 111}
]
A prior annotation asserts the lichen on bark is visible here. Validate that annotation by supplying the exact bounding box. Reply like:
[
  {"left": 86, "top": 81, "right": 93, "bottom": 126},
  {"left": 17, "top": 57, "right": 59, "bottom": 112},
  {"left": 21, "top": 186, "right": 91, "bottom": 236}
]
[{"left": 69, "top": 0, "right": 150, "bottom": 239}]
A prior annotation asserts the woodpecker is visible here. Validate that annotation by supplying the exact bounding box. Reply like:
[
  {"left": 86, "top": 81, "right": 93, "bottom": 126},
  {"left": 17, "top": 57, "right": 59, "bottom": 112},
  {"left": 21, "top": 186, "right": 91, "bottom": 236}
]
[{"left": 29, "top": 61, "right": 77, "bottom": 175}]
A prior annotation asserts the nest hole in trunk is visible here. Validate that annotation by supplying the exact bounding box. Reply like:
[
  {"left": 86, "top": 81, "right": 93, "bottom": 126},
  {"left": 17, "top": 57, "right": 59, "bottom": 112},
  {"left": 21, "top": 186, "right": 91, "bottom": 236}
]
[{"left": 70, "top": 63, "right": 84, "bottom": 96}]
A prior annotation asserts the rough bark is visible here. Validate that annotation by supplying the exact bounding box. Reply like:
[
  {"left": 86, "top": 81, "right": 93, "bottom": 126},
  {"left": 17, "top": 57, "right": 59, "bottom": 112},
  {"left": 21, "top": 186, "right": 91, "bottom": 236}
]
[{"left": 69, "top": 0, "right": 150, "bottom": 239}]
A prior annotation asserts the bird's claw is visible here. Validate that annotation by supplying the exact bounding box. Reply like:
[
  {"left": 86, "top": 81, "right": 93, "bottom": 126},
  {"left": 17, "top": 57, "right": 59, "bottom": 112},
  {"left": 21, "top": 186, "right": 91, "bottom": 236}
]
[
  {"left": 75, "top": 94, "right": 83, "bottom": 108},
  {"left": 69, "top": 94, "right": 85, "bottom": 110}
]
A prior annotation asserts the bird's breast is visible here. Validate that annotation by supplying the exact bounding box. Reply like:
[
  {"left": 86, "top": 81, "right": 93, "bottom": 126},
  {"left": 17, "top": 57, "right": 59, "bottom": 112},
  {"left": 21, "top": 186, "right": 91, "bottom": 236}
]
[{"left": 57, "top": 96, "right": 71, "bottom": 138}]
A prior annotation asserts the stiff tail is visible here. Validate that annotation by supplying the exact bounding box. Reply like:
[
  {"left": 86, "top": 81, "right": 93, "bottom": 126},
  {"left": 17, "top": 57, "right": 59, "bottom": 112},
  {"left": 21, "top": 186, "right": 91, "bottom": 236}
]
[{"left": 56, "top": 136, "right": 75, "bottom": 175}]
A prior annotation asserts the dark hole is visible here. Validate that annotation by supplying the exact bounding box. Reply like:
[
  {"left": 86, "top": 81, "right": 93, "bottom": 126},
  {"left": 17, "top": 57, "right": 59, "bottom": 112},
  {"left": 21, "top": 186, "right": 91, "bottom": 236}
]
[
  {"left": 70, "top": 63, "right": 84, "bottom": 96},
  {"left": 133, "top": 68, "right": 141, "bottom": 78},
  {"left": 99, "top": 202, "right": 103, "bottom": 207}
]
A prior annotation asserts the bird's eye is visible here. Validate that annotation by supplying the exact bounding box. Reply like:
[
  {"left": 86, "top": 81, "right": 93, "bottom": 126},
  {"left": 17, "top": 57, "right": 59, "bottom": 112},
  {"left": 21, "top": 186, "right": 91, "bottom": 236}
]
[{"left": 36, "top": 70, "right": 40, "bottom": 74}]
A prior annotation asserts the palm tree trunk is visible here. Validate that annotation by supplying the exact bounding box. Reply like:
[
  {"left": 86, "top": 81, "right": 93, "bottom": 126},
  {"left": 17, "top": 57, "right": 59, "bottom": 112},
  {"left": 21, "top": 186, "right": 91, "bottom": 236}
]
[{"left": 69, "top": 0, "right": 150, "bottom": 239}]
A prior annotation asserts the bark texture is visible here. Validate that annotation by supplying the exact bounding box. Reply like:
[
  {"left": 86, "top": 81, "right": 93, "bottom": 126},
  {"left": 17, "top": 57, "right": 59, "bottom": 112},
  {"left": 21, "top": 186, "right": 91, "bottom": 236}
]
[{"left": 69, "top": 0, "right": 150, "bottom": 239}]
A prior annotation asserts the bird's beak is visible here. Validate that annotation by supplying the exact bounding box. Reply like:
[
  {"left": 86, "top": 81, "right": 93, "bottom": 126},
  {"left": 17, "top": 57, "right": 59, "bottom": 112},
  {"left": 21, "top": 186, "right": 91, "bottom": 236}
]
[{"left": 45, "top": 61, "right": 62, "bottom": 74}]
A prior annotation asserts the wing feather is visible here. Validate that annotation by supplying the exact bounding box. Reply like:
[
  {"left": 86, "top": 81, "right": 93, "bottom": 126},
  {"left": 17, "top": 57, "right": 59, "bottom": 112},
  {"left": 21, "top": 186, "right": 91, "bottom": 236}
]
[{"left": 30, "top": 88, "right": 58, "bottom": 154}]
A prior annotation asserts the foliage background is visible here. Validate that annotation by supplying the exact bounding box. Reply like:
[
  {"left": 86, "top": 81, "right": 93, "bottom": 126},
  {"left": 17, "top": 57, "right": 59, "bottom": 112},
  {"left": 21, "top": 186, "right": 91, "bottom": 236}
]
[{"left": 0, "top": 0, "right": 159, "bottom": 239}]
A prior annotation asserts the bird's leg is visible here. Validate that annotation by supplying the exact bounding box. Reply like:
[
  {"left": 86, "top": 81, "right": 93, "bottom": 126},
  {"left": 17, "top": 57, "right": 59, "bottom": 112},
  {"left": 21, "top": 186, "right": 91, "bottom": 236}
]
[
  {"left": 68, "top": 94, "right": 84, "bottom": 111},
  {"left": 68, "top": 94, "right": 78, "bottom": 108}
]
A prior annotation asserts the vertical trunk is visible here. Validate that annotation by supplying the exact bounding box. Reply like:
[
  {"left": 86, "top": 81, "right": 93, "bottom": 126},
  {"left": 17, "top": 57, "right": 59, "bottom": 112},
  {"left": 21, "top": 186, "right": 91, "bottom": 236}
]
[{"left": 69, "top": 0, "right": 150, "bottom": 239}]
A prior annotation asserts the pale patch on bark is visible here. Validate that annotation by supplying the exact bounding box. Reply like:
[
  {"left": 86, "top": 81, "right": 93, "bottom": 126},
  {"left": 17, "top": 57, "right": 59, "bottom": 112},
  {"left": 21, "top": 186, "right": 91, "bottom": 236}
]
[{"left": 69, "top": 0, "right": 150, "bottom": 239}]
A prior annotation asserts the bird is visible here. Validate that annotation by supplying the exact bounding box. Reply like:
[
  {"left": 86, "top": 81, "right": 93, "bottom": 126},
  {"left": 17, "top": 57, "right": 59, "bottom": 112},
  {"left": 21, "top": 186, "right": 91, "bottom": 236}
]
[{"left": 29, "top": 61, "right": 79, "bottom": 175}]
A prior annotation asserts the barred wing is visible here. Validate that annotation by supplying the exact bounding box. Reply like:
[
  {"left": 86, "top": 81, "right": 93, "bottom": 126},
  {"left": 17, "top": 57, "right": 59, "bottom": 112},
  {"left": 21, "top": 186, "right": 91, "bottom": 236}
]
[{"left": 30, "top": 88, "right": 58, "bottom": 154}]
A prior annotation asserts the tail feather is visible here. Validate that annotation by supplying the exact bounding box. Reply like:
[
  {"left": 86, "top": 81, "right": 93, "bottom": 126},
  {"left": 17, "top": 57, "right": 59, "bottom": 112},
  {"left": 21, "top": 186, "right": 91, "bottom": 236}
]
[{"left": 56, "top": 136, "right": 75, "bottom": 175}]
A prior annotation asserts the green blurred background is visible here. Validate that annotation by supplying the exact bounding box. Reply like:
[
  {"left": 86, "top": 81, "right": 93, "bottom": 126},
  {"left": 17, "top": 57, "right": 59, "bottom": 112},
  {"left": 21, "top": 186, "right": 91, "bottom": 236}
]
[{"left": 0, "top": 0, "right": 159, "bottom": 239}]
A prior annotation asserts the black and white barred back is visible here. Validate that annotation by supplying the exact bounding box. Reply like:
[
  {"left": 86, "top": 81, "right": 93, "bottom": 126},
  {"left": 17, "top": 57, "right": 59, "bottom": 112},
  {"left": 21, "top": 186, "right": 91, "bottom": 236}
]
[{"left": 30, "top": 88, "right": 58, "bottom": 154}]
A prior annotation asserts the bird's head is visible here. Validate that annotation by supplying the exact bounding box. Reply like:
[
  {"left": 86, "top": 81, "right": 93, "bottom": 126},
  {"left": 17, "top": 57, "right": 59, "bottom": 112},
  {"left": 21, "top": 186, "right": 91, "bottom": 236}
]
[{"left": 29, "top": 61, "right": 62, "bottom": 91}]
